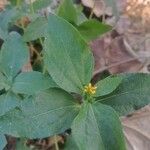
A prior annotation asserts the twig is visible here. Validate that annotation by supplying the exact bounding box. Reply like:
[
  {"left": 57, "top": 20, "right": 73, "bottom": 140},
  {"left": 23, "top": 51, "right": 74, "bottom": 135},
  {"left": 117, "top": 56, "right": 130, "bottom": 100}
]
[
  {"left": 89, "top": 0, "right": 96, "bottom": 19},
  {"left": 123, "top": 38, "right": 141, "bottom": 62},
  {"left": 54, "top": 135, "right": 59, "bottom": 150}
]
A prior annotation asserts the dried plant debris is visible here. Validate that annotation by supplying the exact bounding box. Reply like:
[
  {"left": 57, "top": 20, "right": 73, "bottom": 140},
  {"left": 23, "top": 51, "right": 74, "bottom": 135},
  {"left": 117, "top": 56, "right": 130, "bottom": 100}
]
[
  {"left": 0, "top": 0, "right": 7, "bottom": 10},
  {"left": 122, "top": 105, "right": 150, "bottom": 150},
  {"left": 125, "top": 0, "right": 150, "bottom": 31}
]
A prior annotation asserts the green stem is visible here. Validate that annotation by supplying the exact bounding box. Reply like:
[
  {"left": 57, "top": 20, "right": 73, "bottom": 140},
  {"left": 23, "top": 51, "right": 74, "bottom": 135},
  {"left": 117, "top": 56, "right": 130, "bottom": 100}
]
[
  {"left": 54, "top": 135, "right": 59, "bottom": 150},
  {"left": 16, "top": 0, "right": 21, "bottom": 8},
  {"left": 30, "top": 0, "right": 35, "bottom": 14},
  {"left": 39, "top": 37, "right": 43, "bottom": 46}
]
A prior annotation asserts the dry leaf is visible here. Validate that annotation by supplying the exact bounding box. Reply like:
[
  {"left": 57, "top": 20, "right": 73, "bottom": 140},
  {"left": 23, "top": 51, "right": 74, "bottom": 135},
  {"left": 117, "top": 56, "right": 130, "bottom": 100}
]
[
  {"left": 121, "top": 105, "right": 150, "bottom": 150},
  {"left": 81, "top": 0, "right": 112, "bottom": 17},
  {"left": 0, "top": 0, "right": 7, "bottom": 10},
  {"left": 91, "top": 34, "right": 142, "bottom": 75}
]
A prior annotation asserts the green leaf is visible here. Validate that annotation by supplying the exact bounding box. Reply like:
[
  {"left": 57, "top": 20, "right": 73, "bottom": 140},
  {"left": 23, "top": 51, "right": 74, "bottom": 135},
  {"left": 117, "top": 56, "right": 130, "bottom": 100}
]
[
  {"left": 12, "top": 71, "right": 55, "bottom": 95},
  {"left": 77, "top": 19, "right": 112, "bottom": 41},
  {"left": 57, "top": 0, "right": 77, "bottom": 24},
  {"left": 23, "top": 17, "right": 48, "bottom": 42},
  {"left": 44, "top": 14, "right": 94, "bottom": 94},
  {"left": 0, "top": 134, "right": 6, "bottom": 150},
  {"left": 0, "top": 8, "right": 18, "bottom": 31},
  {"left": 9, "top": 0, "right": 24, "bottom": 6},
  {"left": 95, "top": 75, "right": 122, "bottom": 97},
  {"left": 0, "top": 89, "right": 79, "bottom": 138},
  {"left": 76, "top": 12, "right": 87, "bottom": 25},
  {"left": 0, "top": 27, "right": 7, "bottom": 40},
  {"left": 0, "top": 92, "right": 20, "bottom": 117},
  {"left": 72, "top": 102, "right": 126, "bottom": 150},
  {"left": 0, "top": 32, "right": 29, "bottom": 79},
  {"left": 0, "top": 8, "right": 20, "bottom": 40},
  {"left": 98, "top": 73, "right": 150, "bottom": 116},
  {"left": 32, "top": 0, "right": 52, "bottom": 12},
  {"left": 72, "top": 102, "right": 105, "bottom": 150},
  {"left": 65, "top": 135, "right": 78, "bottom": 150},
  {"left": 0, "top": 72, "right": 8, "bottom": 91}
]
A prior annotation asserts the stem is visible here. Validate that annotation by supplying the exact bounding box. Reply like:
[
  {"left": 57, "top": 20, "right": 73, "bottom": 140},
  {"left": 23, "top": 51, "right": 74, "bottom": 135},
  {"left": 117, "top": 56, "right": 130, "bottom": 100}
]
[
  {"left": 102, "top": 4, "right": 106, "bottom": 23},
  {"left": 39, "top": 37, "right": 43, "bottom": 46},
  {"left": 30, "top": 0, "right": 34, "bottom": 14},
  {"left": 21, "top": 20, "right": 25, "bottom": 31},
  {"left": 54, "top": 135, "right": 59, "bottom": 150},
  {"left": 89, "top": 0, "right": 96, "bottom": 19},
  {"left": 16, "top": 0, "right": 21, "bottom": 8}
]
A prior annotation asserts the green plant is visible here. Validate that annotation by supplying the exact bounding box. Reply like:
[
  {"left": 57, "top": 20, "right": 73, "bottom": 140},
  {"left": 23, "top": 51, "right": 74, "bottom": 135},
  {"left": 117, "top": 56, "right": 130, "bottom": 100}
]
[{"left": 0, "top": 0, "right": 150, "bottom": 150}]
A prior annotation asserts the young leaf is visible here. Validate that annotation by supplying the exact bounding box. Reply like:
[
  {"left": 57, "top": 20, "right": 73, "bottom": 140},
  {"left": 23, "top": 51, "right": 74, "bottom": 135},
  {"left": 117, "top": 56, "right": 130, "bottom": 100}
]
[
  {"left": 77, "top": 19, "right": 112, "bottom": 41},
  {"left": 0, "top": 92, "right": 20, "bottom": 117},
  {"left": 0, "top": 89, "right": 79, "bottom": 138},
  {"left": 72, "top": 102, "right": 126, "bottom": 150},
  {"left": 23, "top": 17, "right": 48, "bottom": 42},
  {"left": 12, "top": 71, "right": 55, "bottom": 95},
  {"left": 57, "top": 0, "right": 77, "bottom": 24},
  {"left": 77, "top": 11, "right": 87, "bottom": 25},
  {"left": 98, "top": 73, "right": 150, "bottom": 116},
  {"left": 0, "top": 134, "right": 6, "bottom": 150},
  {"left": 44, "top": 14, "right": 94, "bottom": 94},
  {"left": 95, "top": 75, "right": 122, "bottom": 97},
  {"left": 0, "top": 32, "right": 29, "bottom": 79}
]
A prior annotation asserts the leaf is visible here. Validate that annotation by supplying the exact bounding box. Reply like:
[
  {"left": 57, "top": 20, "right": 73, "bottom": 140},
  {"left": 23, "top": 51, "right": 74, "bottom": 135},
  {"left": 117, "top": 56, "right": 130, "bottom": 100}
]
[
  {"left": 95, "top": 75, "right": 122, "bottom": 97},
  {"left": 65, "top": 135, "right": 78, "bottom": 150},
  {"left": 0, "top": 89, "right": 79, "bottom": 138},
  {"left": 32, "top": 0, "right": 52, "bottom": 12},
  {"left": 0, "top": 8, "right": 18, "bottom": 31},
  {"left": 57, "top": 0, "right": 77, "bottom": 24},
  {"left": 75, "top": 5, "right": 88, "bottom": 25},
  {"left": 0, "top": 92, "right": 20, "bottom": 117},
  {"left": 44, "top": 14, "right": 94, "bottom": 94},
  {"left": 0, "top": 32, "right": 29, "bottom": 79},
  {"left": 76, "top": 11, "right": 87, "bottom": 25},
  {"left": 0, "top": 27, "right": 7, "bottom": 40},
  {"left": 0, "top": 134, "right": 6, "bottom": 150},
  {"left": 72, "top": 102, "right": 105, "bottom": 150},
  {"left": 23, "top": 17, "right": 48, "bottom": 42},
  {"left": 0, "top": 8, "right": 19, "bottom": 40},
  {"left": 72, "top": 102, "right": 126, "bottom": 150},
  {"left": 122, "top": 105, "right": 150, "bottom": 150},
  {"left": 98, "top": 73, "right": 150, "bottom": 116},
  {"left": 9, "top": 0, "right": 24, "bottom": 6},
  {"left": 12, "top": 71, "right": 56, "bottom": 95},
  {"left": 0, "top": 72, "right": 8, "bottom": 91},
  {"left": 77, "top": 19, "right": 112, "bottom": 41}
]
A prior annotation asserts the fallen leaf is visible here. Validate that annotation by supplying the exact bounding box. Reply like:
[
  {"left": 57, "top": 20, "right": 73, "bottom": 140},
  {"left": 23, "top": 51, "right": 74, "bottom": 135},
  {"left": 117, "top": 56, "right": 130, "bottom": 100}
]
[
  {"left": 91, "top": 34, "right": 142, "bottom": 76},
  {"left": 0, "top": 0, "right": 7, "bottom": 10},
  {"left": 121, "top": 105, "right": 150, "bottom": 150},
  {"left": 81, "top": 0, "right": 112, "bottom": 17}
]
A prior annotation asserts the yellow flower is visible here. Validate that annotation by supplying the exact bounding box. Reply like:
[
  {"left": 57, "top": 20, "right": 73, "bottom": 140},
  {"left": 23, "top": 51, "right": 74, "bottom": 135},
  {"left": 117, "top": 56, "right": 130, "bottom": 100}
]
[{"left": 84, "top": 83, "right": 97, "bottom": 95}]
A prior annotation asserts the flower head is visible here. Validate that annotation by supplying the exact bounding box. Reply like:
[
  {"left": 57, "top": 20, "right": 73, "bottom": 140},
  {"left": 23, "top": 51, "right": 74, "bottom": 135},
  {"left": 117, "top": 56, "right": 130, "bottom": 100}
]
[{"left": 84, "top": 83, "right": 97, "bottom": 95}]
